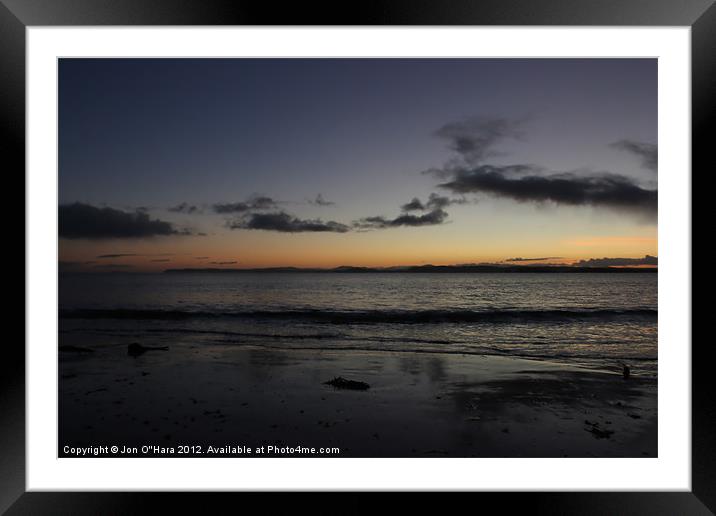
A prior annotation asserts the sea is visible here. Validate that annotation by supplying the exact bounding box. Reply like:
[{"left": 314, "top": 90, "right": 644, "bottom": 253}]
[{"left": 59, "top": 272, "right": 658, "bottom": 376}]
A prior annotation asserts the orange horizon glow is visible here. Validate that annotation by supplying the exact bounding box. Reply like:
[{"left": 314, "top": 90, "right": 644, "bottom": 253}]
[
  {"left": 59, "top": 239, "right": 658, "bottom": 272},
  {"left": 59, "top": 216, "right": 658, "bottom": 272}
]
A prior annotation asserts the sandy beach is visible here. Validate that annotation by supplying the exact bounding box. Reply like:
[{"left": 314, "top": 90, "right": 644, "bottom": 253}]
[{"left": 59, "top": 339, "right": 656, "bottom": 458}]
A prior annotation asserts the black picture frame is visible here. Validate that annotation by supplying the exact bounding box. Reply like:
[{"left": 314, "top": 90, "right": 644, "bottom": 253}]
[{"left": 4, "top": 0, "right": 710, "bottom": 513}]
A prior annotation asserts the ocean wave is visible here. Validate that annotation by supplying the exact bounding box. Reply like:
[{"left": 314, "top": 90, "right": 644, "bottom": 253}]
[{"left": 59, "top": 307, "right": 657, "bottom": 324}]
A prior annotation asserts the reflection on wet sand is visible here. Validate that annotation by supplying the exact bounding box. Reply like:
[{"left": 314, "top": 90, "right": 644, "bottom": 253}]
[{"left": 59, "top": 339, "right": 656, "bottom": 458}]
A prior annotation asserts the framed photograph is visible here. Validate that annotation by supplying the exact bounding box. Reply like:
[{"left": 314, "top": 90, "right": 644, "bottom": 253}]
[{"left": 6, "top": 0, "right": 710, "bottom": 512}]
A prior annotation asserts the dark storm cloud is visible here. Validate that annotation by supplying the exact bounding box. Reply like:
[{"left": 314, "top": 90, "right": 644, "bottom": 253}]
[
  {"left": 354, "top": 208, "right": 449, "bottom": 230},
  {"left": 574, "top": 255, "right": 657, "bottom": 267},
  {"left": 59, "top": 202, "right": 189, "bottom": 239},
  {"left": 168, "top": 202, "right": 202, "bottom": 214},
  {"left": 438, "top": 165, "right": 657, "bottom": 218},
  {"left": 505, "top": 256, "right": 563, "bottom": 262},
  {"left": 611, "top": 140, "right": 658, "bottom": 172},
  {"left": 434, "top": 116, "right": 525, "bottom": 165},
  {"left": 213, "top": 196, "right": 277, "bottom": 214},
  {"left": 309, "top": 194, "right": 335, "bottom": 206},
  {"left": 401, "top": 193, "right": 466, "bottom": 212},
  {"left": 229, "top": 212, "right": 350, "bottom": 233}
]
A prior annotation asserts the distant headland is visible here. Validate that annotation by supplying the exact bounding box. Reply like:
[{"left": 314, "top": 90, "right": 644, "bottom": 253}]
[{"left": 163, "top": 264, "right": 657, "bottom": 274}]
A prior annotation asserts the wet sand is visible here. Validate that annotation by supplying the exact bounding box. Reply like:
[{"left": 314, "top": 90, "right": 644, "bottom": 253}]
[{"left": 59, "top": 341, "right": 656, "bottom": 458}]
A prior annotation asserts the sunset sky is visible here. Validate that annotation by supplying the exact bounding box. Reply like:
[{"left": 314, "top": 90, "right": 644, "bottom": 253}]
[{"left": 59, "top": 58, "right": 657, "bottom": 271}]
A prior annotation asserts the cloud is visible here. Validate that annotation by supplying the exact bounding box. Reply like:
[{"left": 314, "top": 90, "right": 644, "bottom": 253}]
[
  {"left": 210, "top": 261, "right": 237, "bottom": 265},
  {"left": 424, "top": 116, "right": 658, "bottom": 221},
  {"left": 309, "top": 194, "right": 335, "bottom": 206},
  {"left": 505, "top": 256, "right": 563, "bottom": 262},
  {"left": 150, "top": 259, "right": 171, "bottom": 262},
  {"left": 229, "top": 212, "right": 350, "bottom": 233},
  {"left": 401, "top": 198, "right": 425, "bottom": 211},
  {"left": 359, "top": 194, "right": 458, "bottom": 230},
  {"left": 354, "top": 208, "right": 448, "bottom": 230},
  {"left": 97, "top": 253, "right": 176, "bottom": 259},
  {"left": 59, "top": 203, "right": 190, "bottom": 239},
  {"left": 401, "top": 193, "right": 466, "bottom": 212},
  {"left": 438, "top": 165, "right": 657, "bottom": 219},
  {"left": 574, "top": 255, "right": 657, "bottom": 267},
  {"left": 213, "top": 196, "right": 277, "bottom": 214},
  {"left": 168, "top": 202, "right": 202, "bottom": 214},
  {"left": 434, "top": 116, "right": 525, "bottom": 166},
  {"left": 96, "top": 253, "right": 139, "bottom": 259},
  {"left": 92, "top": 263, "right": 135, "bottom": 269},
  {"left": 611, "top": 140, "right": 658, "bottom": 172}
]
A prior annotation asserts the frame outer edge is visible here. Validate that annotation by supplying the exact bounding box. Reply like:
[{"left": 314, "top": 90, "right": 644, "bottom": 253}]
[
  {"left": 691, "top": 1, "right": 716, "bottom": 514},
  {"left": 4, "top": 0, "right": 712, "bottom": 512},
  {"left": 0, "top": 0, "right": 714, "bottom": 26},
  {"left": 0, "top": 0, "right": 27, "bottom": 514}
]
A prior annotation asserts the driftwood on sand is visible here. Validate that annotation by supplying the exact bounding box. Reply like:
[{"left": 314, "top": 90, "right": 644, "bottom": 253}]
[
  {"left": 127, "top": 342, "right": 169, "bottom": 357},
  {"left": 584, "top": 419, "right": 614, "bottom": 439},
  {"left": 323, "top": 376, "right": 370, "bottom": 390}
]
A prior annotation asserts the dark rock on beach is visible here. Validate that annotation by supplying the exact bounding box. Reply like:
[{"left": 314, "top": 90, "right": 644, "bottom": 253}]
[
  {"left": 127, "top": 342, "right": 169, "bottom": 357},
  {"left": 324, "top": 376, "right": 370, "bottom": 390}
]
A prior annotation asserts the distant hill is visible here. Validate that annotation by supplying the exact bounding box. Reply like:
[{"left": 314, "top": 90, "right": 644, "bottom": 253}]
[{"left": 164, "top": 264, "right": 657, "bottom": 274}]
